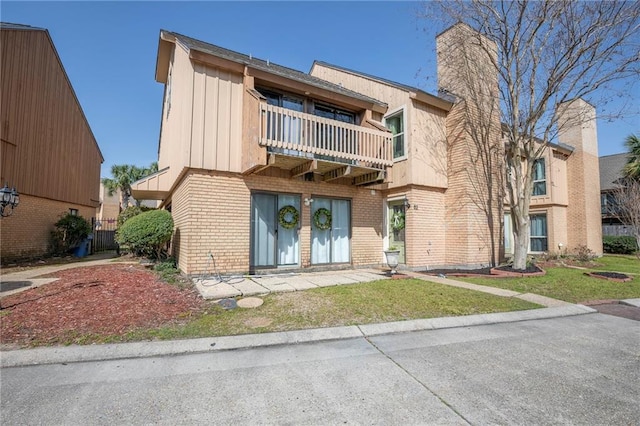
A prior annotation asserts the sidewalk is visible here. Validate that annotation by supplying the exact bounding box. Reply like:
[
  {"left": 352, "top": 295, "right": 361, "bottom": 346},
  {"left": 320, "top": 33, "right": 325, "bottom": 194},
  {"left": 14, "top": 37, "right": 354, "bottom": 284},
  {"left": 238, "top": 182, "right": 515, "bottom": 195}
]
[
  {"left": 0, "top": 252, "right": 121, "bottom": 298},
  {"left": 1, "top": 257, "right": 623, "bottom": 368}
]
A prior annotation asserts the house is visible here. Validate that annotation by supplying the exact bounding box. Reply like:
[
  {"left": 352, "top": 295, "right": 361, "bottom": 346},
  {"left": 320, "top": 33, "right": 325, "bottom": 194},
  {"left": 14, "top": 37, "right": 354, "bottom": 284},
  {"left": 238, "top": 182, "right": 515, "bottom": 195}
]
[
  {"left": 599, "top": 153, "right": 633, "bottom": 236},
  {"left": 95, "top": 182, "right": 158, "bottom": 223},
  {"left": 132, "top": 24, "right": 601, "bottom": 275},
  {"left": 0, "top": 23, "right": 103, "bottom": 262}
]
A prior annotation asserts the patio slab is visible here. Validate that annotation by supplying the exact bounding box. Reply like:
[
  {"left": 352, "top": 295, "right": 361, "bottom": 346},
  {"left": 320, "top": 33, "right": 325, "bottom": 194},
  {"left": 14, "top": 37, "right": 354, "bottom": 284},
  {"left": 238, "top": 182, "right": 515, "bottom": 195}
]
[
  {"left": 232, "top": 279, "right": 269, "bottom": 296},
  {"left": 195, "top": 281, "right": 242, "bottom": 300}
]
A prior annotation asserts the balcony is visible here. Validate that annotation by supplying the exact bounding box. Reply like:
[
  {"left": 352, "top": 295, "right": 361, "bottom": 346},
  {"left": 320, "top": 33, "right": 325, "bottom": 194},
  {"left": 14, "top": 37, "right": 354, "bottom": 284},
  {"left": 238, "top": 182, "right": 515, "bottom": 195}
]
[{"left": 257, "top": 104, "right": 392, "bottom": 185}]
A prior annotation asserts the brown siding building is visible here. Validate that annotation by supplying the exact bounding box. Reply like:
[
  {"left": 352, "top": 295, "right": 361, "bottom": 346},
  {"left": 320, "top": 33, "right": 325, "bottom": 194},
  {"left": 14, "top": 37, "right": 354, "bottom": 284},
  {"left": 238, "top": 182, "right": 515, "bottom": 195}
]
[
  {"left": 1, "top": 23, "right": 103, "bottom": 261},
  {"left": 133, "top": 24, "right": 602, "bottom": 275}
]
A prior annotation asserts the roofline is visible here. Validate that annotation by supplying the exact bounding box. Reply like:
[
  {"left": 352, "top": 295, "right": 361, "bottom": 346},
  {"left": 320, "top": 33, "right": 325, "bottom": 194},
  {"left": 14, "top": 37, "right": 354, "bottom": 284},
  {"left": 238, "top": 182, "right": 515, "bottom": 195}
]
[
  {"left": 599, "top": 152, "right": 628, "bottom": 159},
  {"left": 311, "top": 60, "right": 453, "bottom": 112},
  {"left": 159, "top": 30, "right": 387, "bottom": 110},
  {"left": 2, "top": 23, "right": 104, "bottom": 162},
  {"left": 0, "top": 22, "right": 47, "bottom": 31}
]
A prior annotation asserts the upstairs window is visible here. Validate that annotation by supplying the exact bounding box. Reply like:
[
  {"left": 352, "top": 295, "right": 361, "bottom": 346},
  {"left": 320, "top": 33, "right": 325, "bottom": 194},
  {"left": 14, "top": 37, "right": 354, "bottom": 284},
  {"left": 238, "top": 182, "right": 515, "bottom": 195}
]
[
  {"left": 532, "top": 159, "right": 546, "bottom": 196},
  {"left": 385, "top": 110, "right": 405, "bottom": 159}
]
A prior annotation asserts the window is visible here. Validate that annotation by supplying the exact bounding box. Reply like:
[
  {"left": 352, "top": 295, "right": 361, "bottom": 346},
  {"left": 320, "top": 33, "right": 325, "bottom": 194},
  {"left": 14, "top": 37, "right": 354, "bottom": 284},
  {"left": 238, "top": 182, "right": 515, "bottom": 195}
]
[
  {"left": 601, "top": 192, "right": 618, "bottom": 215},
  {"left": 530, "top": 214, "right": 548, "bottom": 252},
  {"left": 385, "top": 110, "right": 405, "bottom": 159},
  {"left": 504, "top": 212, "right": 548, "bottom": 253},
  {"left": 532, "top": 159, "right": 546, "bottom": 196},
  {"left": 69, "top": 208, "right": 78, "bottom": 216},
  {"left": 504, "top": 213, "right": 512, "bottom": 253}
]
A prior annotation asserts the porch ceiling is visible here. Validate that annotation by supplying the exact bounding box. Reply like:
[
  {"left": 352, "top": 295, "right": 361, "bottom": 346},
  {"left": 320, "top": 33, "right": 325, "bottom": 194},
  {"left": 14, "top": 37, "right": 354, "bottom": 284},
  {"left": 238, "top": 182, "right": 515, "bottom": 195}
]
[{"left": 248, "top": 153, "right": 386, "bottom": 185}]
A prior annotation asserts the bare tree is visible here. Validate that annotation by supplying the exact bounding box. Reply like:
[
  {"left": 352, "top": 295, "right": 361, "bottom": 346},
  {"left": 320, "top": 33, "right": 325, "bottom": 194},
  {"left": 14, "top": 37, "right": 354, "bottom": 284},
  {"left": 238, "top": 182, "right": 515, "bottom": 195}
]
[
  {"left": 612, "top": 179, "right": 640, "bottom": 256},
  {"left": 425, "top": 1, "right": 640, "bottom": 269}
]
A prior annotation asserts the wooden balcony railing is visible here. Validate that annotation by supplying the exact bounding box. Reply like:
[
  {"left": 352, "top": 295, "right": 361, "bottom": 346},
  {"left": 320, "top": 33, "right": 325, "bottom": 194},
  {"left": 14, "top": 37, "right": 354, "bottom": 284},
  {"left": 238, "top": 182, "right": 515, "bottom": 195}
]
[{"left": 259, "top": 104, "right": 393, "bottom": 168}]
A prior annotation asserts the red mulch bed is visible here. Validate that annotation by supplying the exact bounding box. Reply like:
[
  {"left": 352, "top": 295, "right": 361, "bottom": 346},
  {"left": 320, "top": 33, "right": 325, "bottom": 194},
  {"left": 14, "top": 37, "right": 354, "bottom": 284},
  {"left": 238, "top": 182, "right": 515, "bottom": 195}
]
[{"left": 0, "top": 264, "right": 203, "bottom": 347}]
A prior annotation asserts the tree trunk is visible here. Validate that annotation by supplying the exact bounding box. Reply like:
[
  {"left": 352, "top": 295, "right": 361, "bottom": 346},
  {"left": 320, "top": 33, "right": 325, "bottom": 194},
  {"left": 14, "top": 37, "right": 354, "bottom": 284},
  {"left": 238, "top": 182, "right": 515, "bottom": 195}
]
[{"left": 512, "top": 219, "right": 530, "bottom": 270}]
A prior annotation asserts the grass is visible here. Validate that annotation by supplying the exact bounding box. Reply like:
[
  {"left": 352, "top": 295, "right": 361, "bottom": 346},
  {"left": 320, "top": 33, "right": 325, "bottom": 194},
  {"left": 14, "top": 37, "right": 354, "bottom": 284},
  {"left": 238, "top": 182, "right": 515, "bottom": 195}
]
[
  {"left": 95, "top": 278, "right": 540, "bottom": 345},
  {"left": 458, "top": 259, "right": 640, "bottom": 304},
  {"left": 592, "top": 254, "right": 640, "bottom": 275}
]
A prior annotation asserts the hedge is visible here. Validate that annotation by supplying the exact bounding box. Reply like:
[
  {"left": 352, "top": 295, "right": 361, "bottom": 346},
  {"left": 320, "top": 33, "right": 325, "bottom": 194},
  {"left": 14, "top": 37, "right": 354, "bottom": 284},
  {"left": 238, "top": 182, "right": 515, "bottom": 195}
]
[
  {"left": 116, "top": 209, "right": 173, "bottom": 259},
  {"left": 603, "top": 235, "right": 638, "bottom": 254}
]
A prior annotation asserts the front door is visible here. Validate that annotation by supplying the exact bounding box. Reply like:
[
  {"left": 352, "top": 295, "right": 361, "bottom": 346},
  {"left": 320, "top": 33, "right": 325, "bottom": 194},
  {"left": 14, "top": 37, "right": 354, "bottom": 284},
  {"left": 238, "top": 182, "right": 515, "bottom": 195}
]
[
  {"left": 311, "top": 198, "right": 351, "bottom": 264},
  {"left": 388, "top": 201, "right": 406, "bottom": 264},
  {"left": 251, "top": 193, "right": 300, "bottom": 268}
]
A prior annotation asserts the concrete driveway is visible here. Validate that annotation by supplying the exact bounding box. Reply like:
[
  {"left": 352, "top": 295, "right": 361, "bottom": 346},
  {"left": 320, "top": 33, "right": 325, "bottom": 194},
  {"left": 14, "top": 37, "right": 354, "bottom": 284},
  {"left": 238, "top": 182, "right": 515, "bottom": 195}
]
[{"left": 2, "top": 313, "right": 638, "bottom": 425}]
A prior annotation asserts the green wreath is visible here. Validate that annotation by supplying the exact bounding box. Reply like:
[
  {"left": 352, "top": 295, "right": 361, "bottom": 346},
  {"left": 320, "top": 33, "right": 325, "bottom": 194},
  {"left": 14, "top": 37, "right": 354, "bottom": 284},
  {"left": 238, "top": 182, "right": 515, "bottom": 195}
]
[
  {"left": 391, "top": 211, "right": 405, "bottom": 231},
  {"left": 278, "top": 205, "right": 299, "bottom": 229},
  {"left": 313, "top": 207, "right": 332, "bottom": 230}
]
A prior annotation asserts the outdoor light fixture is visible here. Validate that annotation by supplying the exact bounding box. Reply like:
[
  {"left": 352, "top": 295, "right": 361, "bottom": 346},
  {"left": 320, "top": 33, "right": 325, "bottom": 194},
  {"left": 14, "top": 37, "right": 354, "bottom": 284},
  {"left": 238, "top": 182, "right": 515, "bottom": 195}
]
[
  {"left": 0, "top": 183, "right": 19, "bottom": 217},
  {"left": 403, "top": 196, "right": 411, "bottom": 210}
]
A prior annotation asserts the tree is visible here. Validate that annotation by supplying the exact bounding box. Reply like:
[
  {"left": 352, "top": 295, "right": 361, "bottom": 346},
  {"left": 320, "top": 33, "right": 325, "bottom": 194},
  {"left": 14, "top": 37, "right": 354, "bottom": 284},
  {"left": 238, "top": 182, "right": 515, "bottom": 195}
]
[
  {"left": 425, "top": 1, "right": 640, "bottom": 269},
  {"left": 623, "top": 134, "right": 640, "bottom": 179},
  {"left": 102, "top": 162, "right": 158, "bottom": 209},
  {"left": 611, "top": 180, "right": 640, "bottom": 257}
]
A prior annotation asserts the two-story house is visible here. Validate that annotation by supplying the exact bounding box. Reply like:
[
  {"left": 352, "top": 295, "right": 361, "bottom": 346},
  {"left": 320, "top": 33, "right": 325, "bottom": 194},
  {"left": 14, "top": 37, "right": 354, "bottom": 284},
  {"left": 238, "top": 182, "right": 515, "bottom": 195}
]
[
  {"left": 133, "top": 24, "right": 602, "bottom": 275},
  {"left": 0, "top": 23, "right": 103, "bottom": 262}
]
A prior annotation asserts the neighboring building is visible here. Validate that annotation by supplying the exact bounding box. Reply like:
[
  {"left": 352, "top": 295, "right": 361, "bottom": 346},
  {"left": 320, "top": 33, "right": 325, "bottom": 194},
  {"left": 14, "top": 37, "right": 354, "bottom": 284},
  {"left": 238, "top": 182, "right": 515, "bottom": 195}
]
[
  {"left": 133, "top": 24, "right": 602, "bottom": 275},
  {"left": 0, "top": 23, "right": 103, "bottom": 262},
  {"left": 95, "top": 182, "right": 158, "bottom": 223},
  {"left": 599, "top": 153, "right": 633, "bottom": 236}
]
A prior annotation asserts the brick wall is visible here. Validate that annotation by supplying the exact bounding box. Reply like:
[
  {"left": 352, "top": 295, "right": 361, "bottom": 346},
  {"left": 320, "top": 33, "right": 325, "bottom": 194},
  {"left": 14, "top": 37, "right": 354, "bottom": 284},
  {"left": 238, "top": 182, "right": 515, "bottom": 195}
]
[
  {"left": 0, "top": 194, "right": 95, "bottom": 262},
  {"left": 171, "top": 169, "right": 385, "bottom": 275},
  {"left": 559, "top": 100, "right": 603, "bottom": 255}
]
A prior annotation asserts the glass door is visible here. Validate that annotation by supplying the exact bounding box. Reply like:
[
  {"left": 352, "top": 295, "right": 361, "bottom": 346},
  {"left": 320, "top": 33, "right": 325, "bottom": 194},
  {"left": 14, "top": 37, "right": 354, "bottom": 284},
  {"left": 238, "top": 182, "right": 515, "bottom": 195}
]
[
  {"left": 388, "top": 201, "right": 406, "bottom": 264},
  {"left": 311, "top": 198, "right": 351, "bottom": 264},
  {"left": 251, "top": 193, "right": 300, "bottom": 268}
]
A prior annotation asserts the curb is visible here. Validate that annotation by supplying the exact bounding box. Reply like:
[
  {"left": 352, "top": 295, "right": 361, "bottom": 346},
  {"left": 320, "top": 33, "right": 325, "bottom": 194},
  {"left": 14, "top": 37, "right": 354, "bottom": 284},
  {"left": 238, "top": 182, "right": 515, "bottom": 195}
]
[{"left": 0, "top": 305, "right": 596, "bottom": 368}]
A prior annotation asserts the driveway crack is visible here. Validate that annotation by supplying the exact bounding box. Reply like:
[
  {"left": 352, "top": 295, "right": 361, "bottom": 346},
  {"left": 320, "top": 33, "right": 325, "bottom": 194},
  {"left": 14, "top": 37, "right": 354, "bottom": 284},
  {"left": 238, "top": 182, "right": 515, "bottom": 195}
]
[{"left": 360, "top": 330, "right": 472, "bottom": 425}]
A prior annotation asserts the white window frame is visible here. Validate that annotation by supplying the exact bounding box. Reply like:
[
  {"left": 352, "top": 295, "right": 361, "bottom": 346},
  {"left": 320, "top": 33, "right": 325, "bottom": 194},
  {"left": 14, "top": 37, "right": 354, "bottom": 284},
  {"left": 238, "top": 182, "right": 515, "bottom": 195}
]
[{"left": 383, "top": 105, "right": 407, "bottom": 161}]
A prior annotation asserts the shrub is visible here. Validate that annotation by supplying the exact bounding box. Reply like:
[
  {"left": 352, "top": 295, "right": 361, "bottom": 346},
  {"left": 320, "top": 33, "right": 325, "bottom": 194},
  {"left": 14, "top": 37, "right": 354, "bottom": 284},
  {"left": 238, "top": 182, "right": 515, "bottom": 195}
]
[
  {"left": 116, "top": 209, "right": 173, "bottom": 259},
  {"left": 603, "top": 235, "right": 639, "bottom": 254},
  {"left": 154, "top": 258, "right": 181, "bottom": 284},
  {"left": 50, "top": 213, "right": 92, "bottom": 254},
  {"left": 117, "top": 205, "right": 153, "bottom": 228},
  {"left": 573, "top": 244, "right": 596, "bottom": 262}
]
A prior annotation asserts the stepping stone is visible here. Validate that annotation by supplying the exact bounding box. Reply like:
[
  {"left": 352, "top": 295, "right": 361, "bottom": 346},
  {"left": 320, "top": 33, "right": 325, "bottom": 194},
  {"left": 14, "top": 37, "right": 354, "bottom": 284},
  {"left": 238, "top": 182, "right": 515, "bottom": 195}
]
[{"left": 237, "top": 297, "right": 264, "bottom": 308}]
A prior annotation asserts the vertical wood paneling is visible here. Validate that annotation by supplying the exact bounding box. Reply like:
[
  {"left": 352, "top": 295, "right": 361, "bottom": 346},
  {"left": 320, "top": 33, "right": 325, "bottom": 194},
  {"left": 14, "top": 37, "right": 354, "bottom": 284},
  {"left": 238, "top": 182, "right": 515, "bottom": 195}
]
[{"left": 0, "top": 29, "right": 102, "bottom": 207}]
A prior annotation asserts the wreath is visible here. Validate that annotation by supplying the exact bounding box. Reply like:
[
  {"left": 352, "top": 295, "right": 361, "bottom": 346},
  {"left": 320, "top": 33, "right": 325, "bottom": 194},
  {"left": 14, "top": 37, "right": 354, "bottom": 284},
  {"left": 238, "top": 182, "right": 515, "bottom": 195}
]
[
  {"left": 278, "top": 205, "right": 299, "bottom": 229},
  {"left": 391, "top": 211, "right": 405, "bottom": 231},
  {"left": 313, "top": 207, "right": 332, "bottom": 230}
]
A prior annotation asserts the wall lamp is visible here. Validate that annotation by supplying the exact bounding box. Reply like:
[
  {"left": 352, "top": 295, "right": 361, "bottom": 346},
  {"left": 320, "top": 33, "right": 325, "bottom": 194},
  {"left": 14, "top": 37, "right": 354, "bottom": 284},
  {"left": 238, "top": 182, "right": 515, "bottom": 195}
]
[
  {"left": 403, "top": 196, "right": 411, "bottom": 210},
  {"left": 304, "top": 197, "right": 314, "bottom": 206},
  {"left": 0, "top": 183, "right": 19, "bottom": 217}
]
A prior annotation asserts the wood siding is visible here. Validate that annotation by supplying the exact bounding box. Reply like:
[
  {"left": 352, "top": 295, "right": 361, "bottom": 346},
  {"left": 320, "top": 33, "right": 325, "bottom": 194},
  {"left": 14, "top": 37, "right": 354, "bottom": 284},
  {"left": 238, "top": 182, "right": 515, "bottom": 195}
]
[
  {"left": 158, "top": 43, "right": 243, "bottom": 186},
  {"left": 310, "top": 64, "right": 448, "bottom": 189},
  {"left": 0, "top": 29, "right": 102, "bottom": 207}
]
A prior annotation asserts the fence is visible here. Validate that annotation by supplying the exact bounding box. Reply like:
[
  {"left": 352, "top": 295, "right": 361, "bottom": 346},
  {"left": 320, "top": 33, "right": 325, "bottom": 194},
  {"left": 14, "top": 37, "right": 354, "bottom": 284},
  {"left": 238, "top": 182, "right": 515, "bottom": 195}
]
[{"left": 92, "top": 217, "right": 119, "bottom": 253}]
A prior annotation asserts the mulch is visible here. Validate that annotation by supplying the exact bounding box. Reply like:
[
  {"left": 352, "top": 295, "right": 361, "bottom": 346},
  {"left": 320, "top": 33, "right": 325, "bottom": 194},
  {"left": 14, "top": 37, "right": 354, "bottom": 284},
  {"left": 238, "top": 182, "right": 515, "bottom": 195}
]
[{"left": 0, "top": 264, "right": 203, "bottom": 347}]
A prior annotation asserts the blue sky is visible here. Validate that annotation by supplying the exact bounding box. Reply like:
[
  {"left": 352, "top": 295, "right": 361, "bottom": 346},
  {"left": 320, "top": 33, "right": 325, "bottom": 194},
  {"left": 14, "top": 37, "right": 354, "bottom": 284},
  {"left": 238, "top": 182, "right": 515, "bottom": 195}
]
[{"left": 3, "top": 1, "right": 638, "bottom": 178}]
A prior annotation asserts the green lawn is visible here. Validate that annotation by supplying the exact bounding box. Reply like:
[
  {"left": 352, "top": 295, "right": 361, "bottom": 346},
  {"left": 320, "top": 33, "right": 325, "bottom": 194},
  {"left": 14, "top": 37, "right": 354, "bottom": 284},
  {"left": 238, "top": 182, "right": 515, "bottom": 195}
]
[
  {"left": 592, "top": 254, "right": 640, "bottom": 275},
  {"left": 459, "top": 263, "right": 640, "bottom": 304},
  {"left": 98, "top": 278, "right": 540, "bottom": 345}
]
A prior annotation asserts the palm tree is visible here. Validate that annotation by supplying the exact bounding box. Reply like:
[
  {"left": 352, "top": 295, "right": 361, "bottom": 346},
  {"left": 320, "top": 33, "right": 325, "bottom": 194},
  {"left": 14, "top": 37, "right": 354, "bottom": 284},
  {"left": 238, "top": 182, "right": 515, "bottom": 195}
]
[
  {"left": 102, "top": 162, "right": 159, "bottom": 209},
  {"left": 623, "top": 134, "right": 640, "bottom": 180}
]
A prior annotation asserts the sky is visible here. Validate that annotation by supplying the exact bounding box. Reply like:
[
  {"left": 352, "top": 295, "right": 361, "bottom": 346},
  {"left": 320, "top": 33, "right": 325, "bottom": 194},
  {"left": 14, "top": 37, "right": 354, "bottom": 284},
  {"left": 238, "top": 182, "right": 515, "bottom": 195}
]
[{"left": 2, "top": 1, "right": 638, "bottom": 178}]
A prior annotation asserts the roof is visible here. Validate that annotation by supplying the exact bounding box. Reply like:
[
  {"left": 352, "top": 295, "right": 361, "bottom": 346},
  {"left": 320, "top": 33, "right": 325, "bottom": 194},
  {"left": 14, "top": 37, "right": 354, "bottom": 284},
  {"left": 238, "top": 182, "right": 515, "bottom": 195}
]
[
  {"left": 0, "top": 22, "right": 46, "bottom": 31},
  {"left": 599, "top": 153, "right": 628, "bottom": 191},
  {"left": 161, "top": 30, "right": 387, "bottom": 108},
  {"left": 311, "top": 60, "right": 453, "bottom": 111}
]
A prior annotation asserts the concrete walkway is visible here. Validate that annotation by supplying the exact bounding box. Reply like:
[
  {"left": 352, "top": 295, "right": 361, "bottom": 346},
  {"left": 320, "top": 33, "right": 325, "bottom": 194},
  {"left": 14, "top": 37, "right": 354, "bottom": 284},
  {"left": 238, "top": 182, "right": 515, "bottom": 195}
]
[{"left": 0, "top": 252, "right": 121, "bottom": 298}]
